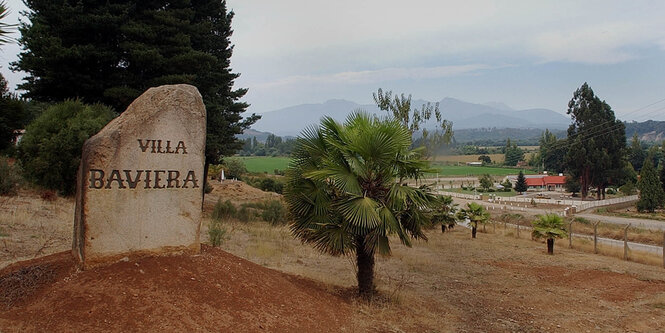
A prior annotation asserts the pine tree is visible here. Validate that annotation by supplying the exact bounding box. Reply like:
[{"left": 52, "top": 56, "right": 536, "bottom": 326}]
[
  {"left": 13, "top": 0, "right": 258, "bottom": 167},
  {"left": 637, "top": 158, "right": 664, "bottom": 212},
  {"left": 660, "top": 163, "right": 665, "bottom": 200},
  {"left": 628, "top": 133, "right": 645, "bottom": 171},
  {"left": 514, "top": 170, "right": 528, "bottom": 194}
]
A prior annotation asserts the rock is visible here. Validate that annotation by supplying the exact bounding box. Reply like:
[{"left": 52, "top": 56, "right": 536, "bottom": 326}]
[{"left": 73, "top": 84, "right": 206, "bottom": 269}]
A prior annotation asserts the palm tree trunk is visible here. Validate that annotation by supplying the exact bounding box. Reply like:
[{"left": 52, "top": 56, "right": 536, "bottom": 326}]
[
  {"left": 472, "top": 226, "right": 477, "bottom": 238},
  {"left": 547, "top": 238, "right": 554, "bottom": 254},
  {"left": 356, "top": 236, "right": 375, "bottom": 298}
]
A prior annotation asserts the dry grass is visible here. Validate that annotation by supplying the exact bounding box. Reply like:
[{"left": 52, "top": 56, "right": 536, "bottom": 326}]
[
  {"left": 4, "top": 184, "right": 665, "bottom": 331},
  {"left": 220, "top": 220, "right": 665, "bottom": 332},
  {"left": 0, "top": 192, "right": 73, "bottom": 267}
]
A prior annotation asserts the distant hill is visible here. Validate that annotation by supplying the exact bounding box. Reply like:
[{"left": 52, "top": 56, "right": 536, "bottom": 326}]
[
  {"left": 625, "top": 120, "right": 665, "bottom": 142},
  {"left": 251, "top": 98, "right": 570, "bottom": 136}
]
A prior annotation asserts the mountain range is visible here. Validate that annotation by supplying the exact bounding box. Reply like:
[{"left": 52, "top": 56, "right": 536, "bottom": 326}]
[{"left": 250, "top": 98, "right": 571, "bottom": 136}]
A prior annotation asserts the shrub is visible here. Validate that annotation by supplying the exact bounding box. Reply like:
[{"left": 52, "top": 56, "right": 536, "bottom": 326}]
[
  {"left": 261, "top": 200, "right": 287, "bottom": 224},
  {"left": 0, "top": 157, "right": 21, "bottom": 195},
  {"left": 208, "top": 219, "right": 226, "bottom": 247},
  {"left": 211, "top": 199, "right": 236, "bottom": 220},
  {"left": 204, "top": 182, "right": 213, "bottom": 194},
  {"left": 224, "top": 159, "right": 246, "bottom": 180},
  {"left": 18, "top": 100, "right": 115, "bottom": 195},
  {"left": 236, "top": 206, "right": 251, "bottom": 222},
  {"left": 40, "top": 190, "right": 57, "bottom": 201},
  {"left": 619, "top": 182, "right": 636, "bottom": 196}
]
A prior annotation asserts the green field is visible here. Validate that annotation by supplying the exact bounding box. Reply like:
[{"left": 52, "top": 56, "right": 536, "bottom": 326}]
[
  {"left": 230, "top": 156, "right": 291, "bottom": 173},
  {"left": 427, "top": 164, "right": 534, "bottom": 177},
  {"left": 230, "top": 156, "right": 535, "bottom": 177}
]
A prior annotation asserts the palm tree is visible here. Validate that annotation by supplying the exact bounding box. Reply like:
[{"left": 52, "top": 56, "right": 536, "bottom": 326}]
[
  {"left": 0, "top": 1, "right": 15, "bottom": 46},
  {"left": 431, "top": 195, "right": 458, "bottom": 233},
  {"left": 457, "top": 202, "right": 489, "bottom": 238},
  {"left": 531, "top": 214, "right": 567, "bottom": 254},
  {"left": 284, "top": 112, "right": 435, "bottom": 298}
]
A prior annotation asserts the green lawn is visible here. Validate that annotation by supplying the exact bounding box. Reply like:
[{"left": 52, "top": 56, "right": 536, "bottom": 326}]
[
  {"left": 230, "top": 156, "right": 291, "bottom": 173},
  {"left": 427, "top": 164, "right": 534, "bottom": 177},
  {"left": 230, "top": 156, "right": 534, "bottom": 177}
]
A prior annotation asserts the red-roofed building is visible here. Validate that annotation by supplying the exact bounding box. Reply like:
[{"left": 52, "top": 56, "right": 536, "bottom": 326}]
[{"left": 524, "top": 176, "right": 566, "bottom": 191}]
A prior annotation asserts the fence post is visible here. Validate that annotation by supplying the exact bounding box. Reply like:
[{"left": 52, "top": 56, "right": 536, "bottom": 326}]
[
  {"left": 662, "top": 231, "right": 665, "bottom": 269},
  {"left": 568, "top": 222, "right": 573, "bottom": 248},
  {"left": 517, "top": 223, "right": 520, "bottom": 238},
  {"left": 593, "top": 221, "right": 599, "bottom": 254},
  {"left": 624, "top": 224, "right": 631, "bottom": 261}
]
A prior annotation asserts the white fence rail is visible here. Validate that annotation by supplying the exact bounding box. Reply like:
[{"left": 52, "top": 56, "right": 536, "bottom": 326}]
[{"left": 439, "top": 190, "right": 638, "bottom": 211}]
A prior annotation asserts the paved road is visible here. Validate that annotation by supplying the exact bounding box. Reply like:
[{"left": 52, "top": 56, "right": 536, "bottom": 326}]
[{"left": 575, "top": 213, "right": 665, "bottom": 231}]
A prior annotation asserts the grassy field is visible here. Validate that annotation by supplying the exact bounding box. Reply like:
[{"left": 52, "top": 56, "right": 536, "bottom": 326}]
[
  {"left": 428, "top": 164, "right": 535, "bottom": 177},
  {"left": 230, "top": 156, "right": 291, "bottom": 173},
  {"left": 231, "top": 156, "right": 535, "bottom": 177}
]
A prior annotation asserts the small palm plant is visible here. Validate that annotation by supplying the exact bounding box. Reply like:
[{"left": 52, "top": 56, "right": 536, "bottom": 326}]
[
  {"left": 285, "top": 112, "right": 435, "bottom": 298},
  {"left": 431, "top": 195, "right": 458, "bottom": 233},
  {"left": 457, "top": 202, "right": 489, "bottom": 238},
  {"left": 531, "top": 213, "right": 567, "bottom": 255}
]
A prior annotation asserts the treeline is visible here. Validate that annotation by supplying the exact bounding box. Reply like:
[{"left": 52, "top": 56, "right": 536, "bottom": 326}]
[{"left": 237, "top": 134, "right": 296, "bottom": 156}]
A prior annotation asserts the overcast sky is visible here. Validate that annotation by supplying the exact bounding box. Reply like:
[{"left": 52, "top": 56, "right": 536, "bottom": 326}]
[{"left": 2, "top": 0, "right": 665, "bottom": 121}]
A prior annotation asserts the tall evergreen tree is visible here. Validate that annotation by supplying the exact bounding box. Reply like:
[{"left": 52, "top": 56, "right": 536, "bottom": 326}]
[
  {"left": 504, "top": 139, "right": 524, "bottom": 166},
  {"left": 13, "top": 0, "right": 258, "bottom": 168},
  {"left": 628, "top": 133, "right": 645, "bottom": 171},
  {"left": 514, "top": 170, "right": 527, "bottom": 194},
  {"left": 565, "top": 83, "right": 626, "bottom": 199},
  {"left": 637, "top": 158, "right": 664, "bottom": 212},
  {"left": 538, "top": 129, "right": 566, "bottom": 173},
  {"left": 660, "top": 163, "right": 665, "bottom": 197}
]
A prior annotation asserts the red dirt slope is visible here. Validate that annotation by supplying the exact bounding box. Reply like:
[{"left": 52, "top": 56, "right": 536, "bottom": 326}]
[{"left": 0, "top": 246, "right": 354, "bottom": 332}]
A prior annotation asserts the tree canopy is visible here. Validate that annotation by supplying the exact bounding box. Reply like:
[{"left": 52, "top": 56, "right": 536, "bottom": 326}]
[
  {"left": 514, "top": 170, "right": 527, "bottom": 194},
  {"left": 373, "top": 88, "right": 453, "bottom": 157},
  {"left": 637, "top": 158, "right": 664, "bottom": 212},
  {"left": 503, "top": 138, "right": 524, "bottom": 166},
  {"left": 13, "top": 0, "right": 258, "bottom": 164},
  {"left": 565, "top": 83, "right": 625, "bottom": 199}
]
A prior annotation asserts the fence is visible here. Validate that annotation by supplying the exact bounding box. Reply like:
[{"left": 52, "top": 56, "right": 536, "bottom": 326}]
[
  {"left": 479, "top": 219, "right": 665, "bottom": 268},
  {"left": 438, "top": 190, "right": 638, "bottom": 212}
]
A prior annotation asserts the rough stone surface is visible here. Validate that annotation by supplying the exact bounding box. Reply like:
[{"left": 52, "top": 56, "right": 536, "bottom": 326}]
[{"left": 73, "top": 84, "right": 206, "bottom": 269}]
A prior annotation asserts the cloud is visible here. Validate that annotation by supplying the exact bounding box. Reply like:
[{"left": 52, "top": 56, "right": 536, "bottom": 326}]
[
  {"left": 254, "top": 64, "right": 497, "bottom": 88},
  {"left": 528, "top": 22, "right": 662, "bottom": 64}
]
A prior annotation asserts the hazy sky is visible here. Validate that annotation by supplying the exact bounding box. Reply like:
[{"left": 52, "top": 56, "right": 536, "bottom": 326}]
[{"left": 2, "top": 0, "right": 665, "bottom": 121}]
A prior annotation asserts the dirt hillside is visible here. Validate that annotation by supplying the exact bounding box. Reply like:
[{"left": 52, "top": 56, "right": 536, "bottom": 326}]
[{"left": 0, "top": 246, "right": 356, "bottom": 332}]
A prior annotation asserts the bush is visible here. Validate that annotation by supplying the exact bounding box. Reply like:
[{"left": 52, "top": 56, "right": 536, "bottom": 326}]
[
  {"left": 211, "top": 199, "right": 236, "bottom": 220},
  {"left": 204, "top": 181, "right": 213, "bottom": 194},
  {"left": 208, "top": 219, "right": 226, "bottom": 247},
  {"left": 224, "top": 159, "right": 246, "bottom": 180},
  {"left": 236, "top": 206, "right": 251, "bottom": 222},
  {"left": 606, "top": 188, "right": 616, "bottom": 195},
  {"left": 0, "top": 157, "right": 21, "bottom": 195},
  {"left": 619, "top": 182, "right": 636, "bottom": 196},
  {"left": 261, "top": 200, "right": 287, "bottom": 224},
  {"left": 17, "top": 100, "right": 115, "bottom": 195}
]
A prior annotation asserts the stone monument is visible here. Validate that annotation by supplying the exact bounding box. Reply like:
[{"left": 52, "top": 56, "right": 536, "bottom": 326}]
[{"left": 73, "top": 84, "right": 206, "bottom": 269}]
